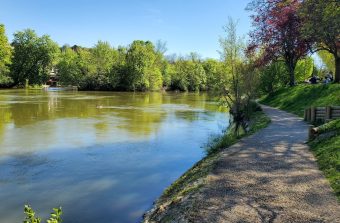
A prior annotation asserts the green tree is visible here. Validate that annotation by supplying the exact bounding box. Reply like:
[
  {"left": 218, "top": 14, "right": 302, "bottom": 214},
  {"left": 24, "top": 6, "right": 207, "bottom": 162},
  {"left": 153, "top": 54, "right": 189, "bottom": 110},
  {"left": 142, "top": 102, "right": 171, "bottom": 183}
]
[
  {"left": 169, "top": 58, "right": 206, "bottom": 91},
  {"left": 202, "top": 59, "right": 224, "bottom": 91},
  {"left": 187, "top": 61, "right": 206, "bottom": 91},
  {"left": 170, "top": 59, "right": 189, "bottom": 91},
  {"left": 258, "top": 61, "right": 288, "bottom": 94},
  {"left": 300, "top": 0, "right": 340, "bottom": 82},
  {"left": 111, "top": 46, "right": 127, "bottom": 90},
  {"left": 57, "top": 47, "right": 83, "bottom": 86},
  {"left": 154, "top": 40, "right": 169, "bottom": 88},
  {"left": 318, "top": 50, "right": 335, "bottom": 73},
  {"left": 10, "top": 29, "right": 59, "bottom": 85},
  {"left": 0, "top": 24, "right": 13, "bottom": 87},
  {"left": 86, "top": 41, "right": 118, "bottom": 90},
  {"left": 124, "top": 40, "right": 162, "bottom": 91},
  {"left": 217, "top": 18, "right": 251, "bottom": 135},
  {"left": 294, "top": 57, "right": 314, "bottom": 82}
]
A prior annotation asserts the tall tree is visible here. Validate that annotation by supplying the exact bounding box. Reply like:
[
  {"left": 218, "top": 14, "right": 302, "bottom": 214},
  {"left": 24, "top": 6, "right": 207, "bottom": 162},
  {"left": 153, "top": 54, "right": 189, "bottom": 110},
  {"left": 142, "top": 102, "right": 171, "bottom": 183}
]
[
  {"left": 218, "top": 18, "right": 249, "bottom": 135},
  {"left": 0, "top": 24, "right": 13, "bottom": 87},
  {"left": 124, "top": 41, "right": 162, "bottom": 91},
  {"left": 300, "top": 0, "right": 340, "bottom": 82},
  {"left": 10, "top": 29, "right": 59, "bottom": 85},
  {"left": 57, "top": 47, "right": 83, "bottom": 86},
  {"left": 247, "top": 0, "right": 310, "bottom": 86}
]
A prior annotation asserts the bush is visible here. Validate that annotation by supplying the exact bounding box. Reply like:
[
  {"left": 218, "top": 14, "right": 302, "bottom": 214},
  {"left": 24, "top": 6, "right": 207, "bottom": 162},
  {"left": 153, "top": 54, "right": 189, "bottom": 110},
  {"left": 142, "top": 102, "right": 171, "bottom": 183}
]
[{"left": 23, "top": 205, "right": 62, "bottom": 223}]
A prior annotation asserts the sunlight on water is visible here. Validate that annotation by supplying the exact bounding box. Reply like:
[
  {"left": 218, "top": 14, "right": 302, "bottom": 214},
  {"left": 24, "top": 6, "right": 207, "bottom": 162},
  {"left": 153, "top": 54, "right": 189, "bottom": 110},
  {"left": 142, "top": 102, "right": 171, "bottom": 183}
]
[{"left": 0, "top": 89, "right": 228, "bottom": 223}]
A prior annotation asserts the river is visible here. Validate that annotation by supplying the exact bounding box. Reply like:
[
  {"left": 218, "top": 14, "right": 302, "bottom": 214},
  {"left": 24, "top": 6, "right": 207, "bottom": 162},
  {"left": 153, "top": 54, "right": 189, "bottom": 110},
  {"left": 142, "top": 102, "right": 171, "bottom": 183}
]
[{"left": 0, "top": 89, "right": 229, "bottom": 223}]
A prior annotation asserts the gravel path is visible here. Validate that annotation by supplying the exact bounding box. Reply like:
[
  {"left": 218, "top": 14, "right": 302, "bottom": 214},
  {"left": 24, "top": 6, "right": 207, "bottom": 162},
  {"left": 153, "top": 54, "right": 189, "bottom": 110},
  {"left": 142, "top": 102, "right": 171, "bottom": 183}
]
[{"left": 173, "top": 106, "right": 340, "bottom": 222}]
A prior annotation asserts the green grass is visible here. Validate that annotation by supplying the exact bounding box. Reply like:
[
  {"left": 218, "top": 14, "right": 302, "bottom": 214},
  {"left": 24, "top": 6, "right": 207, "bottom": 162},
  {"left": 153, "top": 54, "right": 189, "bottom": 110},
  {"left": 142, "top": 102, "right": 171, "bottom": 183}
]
[
  {"left": 261, "top": 84, "right": 340, "bottom": 201},
  {"left": 260, "top": 84, "right": 340, "bottom": 117},
  {"left": 309, "top": 119, "right": 340, "bottom": 200}
]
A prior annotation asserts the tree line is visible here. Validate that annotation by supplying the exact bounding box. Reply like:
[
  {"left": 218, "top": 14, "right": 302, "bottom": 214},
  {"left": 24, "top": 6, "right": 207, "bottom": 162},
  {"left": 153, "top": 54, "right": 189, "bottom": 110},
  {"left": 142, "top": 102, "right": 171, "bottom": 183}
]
[
  {"left": 0, "top": 25, "right": 220, "bottom": 91},
  {"left": 0, "top": 0, "right": 340, "bottom": 93},
  {"left": 0, "top": 0, "right": 338, "bottom": 94}
]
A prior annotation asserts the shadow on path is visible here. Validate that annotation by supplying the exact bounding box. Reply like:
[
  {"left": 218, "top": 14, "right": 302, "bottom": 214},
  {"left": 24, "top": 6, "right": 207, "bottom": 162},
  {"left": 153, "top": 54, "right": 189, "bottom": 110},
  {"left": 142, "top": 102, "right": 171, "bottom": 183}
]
[{"left": 160, "top": 106, "right": 340, "bottom": 223}]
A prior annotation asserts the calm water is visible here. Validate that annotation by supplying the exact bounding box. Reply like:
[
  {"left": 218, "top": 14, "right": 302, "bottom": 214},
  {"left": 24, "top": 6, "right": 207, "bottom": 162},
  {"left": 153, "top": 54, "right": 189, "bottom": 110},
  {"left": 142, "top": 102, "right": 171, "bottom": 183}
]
[{"left": 0, "top": 89, "right": 229, "bottom": 223}]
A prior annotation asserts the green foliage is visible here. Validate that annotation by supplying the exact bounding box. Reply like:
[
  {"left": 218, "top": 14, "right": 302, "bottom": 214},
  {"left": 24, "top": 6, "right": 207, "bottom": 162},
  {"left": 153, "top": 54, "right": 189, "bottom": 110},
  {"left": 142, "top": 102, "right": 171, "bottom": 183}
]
[
  {"left": 88, "top": 41, "right": 118, "bottom": 90},
  {"left": 10, "top": 29, "right": 59, "bottom": 86},
  {"left": 47, "top": 207, "right": 62, "bottom": 223},
  {"left": 0, "top": 24, "right": 13, "bottom": 87},
  {"left": 24, "top": 205, "right": 41, "bottom": 223},
  {"left": 24, "top": 205, "right": 62, "bottom": 223},
  {"left": 202, "top": 59, "right": 224, "bottom": 91},
  {"left": 318, "top": 50, "right": 335, "bottom": 73},
  {"left": 123, "top": 40, "right": 162, "bottom": 91},
  {"left": 57, "top": 48, "right": 83, "bottom": 86},
  {"left": 309, "top": 120, "right": 340, "bottom": 200},
  {"left": 215, "top": 18, "right": 261, "bottom": 135},
  {"left": 3, "top": 26, "right": 231, "bottom": 92},
  {"left": 170, "top": 59, "right": 206, "bottom": 91},
  {"left": 300, "top": 0, "right": 340, "bottom": 82},
  {"left": 294, "top": 57, "right": 314, "bottom": 82},
  {"left": 257, "top": 61, "right": 288, "bottom": 94},
  {"left": 260, "top": 84, "right": 340, "bottom": 117}
]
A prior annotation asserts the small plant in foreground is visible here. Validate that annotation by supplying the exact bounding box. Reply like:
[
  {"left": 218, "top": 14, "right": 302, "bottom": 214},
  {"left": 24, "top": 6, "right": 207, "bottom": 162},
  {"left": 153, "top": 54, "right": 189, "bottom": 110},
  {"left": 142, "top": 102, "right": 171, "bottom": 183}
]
[{"left": 24, "top": 205, "right": 62, "bottom": 223}]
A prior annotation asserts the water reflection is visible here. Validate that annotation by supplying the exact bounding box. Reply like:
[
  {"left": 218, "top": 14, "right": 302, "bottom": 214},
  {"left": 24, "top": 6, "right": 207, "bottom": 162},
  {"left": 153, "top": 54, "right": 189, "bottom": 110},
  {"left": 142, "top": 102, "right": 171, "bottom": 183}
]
[{"left": 0, "top": 89, "right": 228, "bottom": 223}]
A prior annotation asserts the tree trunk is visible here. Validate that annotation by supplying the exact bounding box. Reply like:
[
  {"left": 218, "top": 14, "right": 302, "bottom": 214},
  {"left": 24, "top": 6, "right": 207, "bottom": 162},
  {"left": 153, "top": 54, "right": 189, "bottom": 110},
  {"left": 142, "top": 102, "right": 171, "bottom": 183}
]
[
  {"left": 288, "top": 64, "right": 295, "bottom": 86},
  {"left": 335, "top": 55, "right": 340, "bottom": 83}
]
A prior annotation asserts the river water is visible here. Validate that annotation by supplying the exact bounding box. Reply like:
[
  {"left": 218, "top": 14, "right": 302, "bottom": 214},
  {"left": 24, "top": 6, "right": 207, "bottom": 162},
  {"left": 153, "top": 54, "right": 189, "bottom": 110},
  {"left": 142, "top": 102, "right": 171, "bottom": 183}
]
[{"left": 0, "top": 89, "right": 229, "bottom": 223}]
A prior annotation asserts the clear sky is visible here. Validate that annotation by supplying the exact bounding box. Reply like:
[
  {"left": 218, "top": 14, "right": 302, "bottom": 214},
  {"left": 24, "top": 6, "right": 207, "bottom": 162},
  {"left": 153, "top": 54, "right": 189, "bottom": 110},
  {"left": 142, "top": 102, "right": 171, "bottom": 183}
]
[{"left": 1, "top": 0, "right": 252, "bottom": 59}]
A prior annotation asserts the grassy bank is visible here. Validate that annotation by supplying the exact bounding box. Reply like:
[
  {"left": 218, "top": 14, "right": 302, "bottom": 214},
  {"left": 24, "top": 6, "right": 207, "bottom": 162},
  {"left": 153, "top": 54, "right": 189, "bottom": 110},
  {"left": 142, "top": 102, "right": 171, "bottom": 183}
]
[
  {"left": 143, "top": 109, "right": 270, "bottom": 222},
  {"left": 309, "top": 119, "right": 340, "bottom": 200},
  {"left": 260, "top": 84, "right": 340, "bottom": 116},
  {"left": 261, "top": 84, "right": 340, "bottom": 200}
]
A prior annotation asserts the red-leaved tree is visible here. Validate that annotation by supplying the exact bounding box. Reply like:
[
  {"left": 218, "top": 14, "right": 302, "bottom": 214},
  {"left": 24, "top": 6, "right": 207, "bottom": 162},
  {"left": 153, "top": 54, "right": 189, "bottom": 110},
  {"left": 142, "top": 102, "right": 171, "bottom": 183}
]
[{"left": 247, "top": 0, "right": 310, "bottom": 86}]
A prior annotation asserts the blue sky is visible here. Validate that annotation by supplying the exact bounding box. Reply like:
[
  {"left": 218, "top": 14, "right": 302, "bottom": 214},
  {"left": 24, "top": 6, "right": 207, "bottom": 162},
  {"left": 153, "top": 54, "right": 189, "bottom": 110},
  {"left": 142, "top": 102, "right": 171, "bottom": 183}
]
[{"left": 1, "top": 0, "right": 252, "bottom": 59}]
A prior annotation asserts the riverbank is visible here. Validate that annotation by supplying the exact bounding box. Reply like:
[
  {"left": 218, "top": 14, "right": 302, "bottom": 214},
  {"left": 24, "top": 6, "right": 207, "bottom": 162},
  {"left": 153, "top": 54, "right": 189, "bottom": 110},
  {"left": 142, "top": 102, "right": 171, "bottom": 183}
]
[
  {"left": 143, "top": 107, "right": 271, "bottom": 222},
  {"left": 143, "top": 105, "right": 340, "bottom": 222},
  {"left": 260, "top": 84, "right": 340, "bottom": 200}
]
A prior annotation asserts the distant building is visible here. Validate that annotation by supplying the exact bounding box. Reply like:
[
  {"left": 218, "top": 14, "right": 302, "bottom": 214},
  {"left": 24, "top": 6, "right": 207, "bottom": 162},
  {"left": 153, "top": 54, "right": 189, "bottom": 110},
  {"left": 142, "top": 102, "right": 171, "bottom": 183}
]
[{"left": 46, "top": 67, "right": 59, "bottom": 87}]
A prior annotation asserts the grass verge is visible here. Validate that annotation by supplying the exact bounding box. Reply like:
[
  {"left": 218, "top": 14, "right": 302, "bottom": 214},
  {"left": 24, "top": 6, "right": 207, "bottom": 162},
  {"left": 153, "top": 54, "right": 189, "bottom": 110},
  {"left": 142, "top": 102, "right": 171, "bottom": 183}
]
[
  {"left": 260, "top": 84, "right": 340, "bottom": 116},
  {"left": 309, "top": 119, "right": 340, "bottom": 200}
]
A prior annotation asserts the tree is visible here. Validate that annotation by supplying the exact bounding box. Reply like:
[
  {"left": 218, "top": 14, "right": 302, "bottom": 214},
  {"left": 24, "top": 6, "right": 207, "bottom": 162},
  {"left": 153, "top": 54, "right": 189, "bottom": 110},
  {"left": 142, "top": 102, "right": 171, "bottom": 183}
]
[
  {"left": 318, "top": 50, "right": 335, "bottom": 73},
  {"left": 218, "top": 18, "right": 249, "bottom": 135},
  {"left": 57, "top": 47, "right": 83, "bottom": 86},
  {"left": 300, "top": 0, "right": 340, "bottom": 82},
  {"left": 247, "top": 0, "right": 310, "bottom": 86},
  {"left": 258, "top": 61, "right": 288, "bottom": 94},
  {"left": 10, "top": 29, "right": 59, "bottom": 85},
  {"left": 0, "top": 24, "right": 13, "bottom": 87},
  {"left": 169, "top": 59, "right": 206, "bottom": 91},
  {"left": 202, "top": 59, "right": 224, "bottom": 91},
  {"left": 88, "top": 41, "right": 118, "bottom": 90},
  {"left": 154, "top": 40, "right": 170, "bottom": 88},
  {"left": 294, "top": 57, "right": 314, "bottom": 82},
  {"left": 124, "top": 40, "right": 162, "bottom": 91}
]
